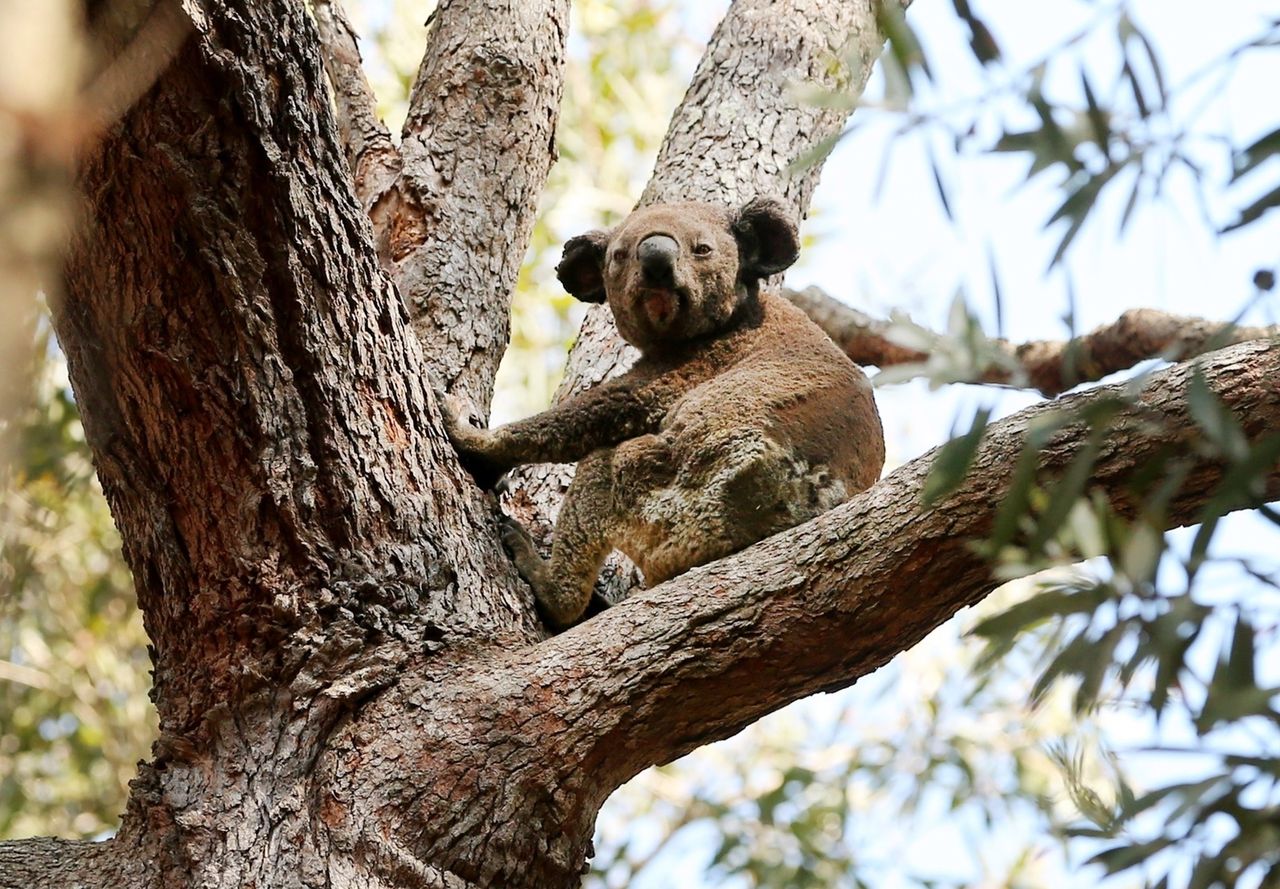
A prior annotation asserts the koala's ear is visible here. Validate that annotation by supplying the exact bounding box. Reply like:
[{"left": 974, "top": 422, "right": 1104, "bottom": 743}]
[
  {"left": 732, "top": 196, "right": 800, "bottom": 281},
  {"left": 555, "top": 230, "right": 610, "bottom": 303}
]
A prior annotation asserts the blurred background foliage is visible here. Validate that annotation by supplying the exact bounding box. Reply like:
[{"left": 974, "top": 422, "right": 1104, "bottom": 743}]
[
  {"left": 0, "top": 324, "right": 154, "bottom": 838},
  {"left": 1, "top": 2, "right": 1277, "bottom": 888}
]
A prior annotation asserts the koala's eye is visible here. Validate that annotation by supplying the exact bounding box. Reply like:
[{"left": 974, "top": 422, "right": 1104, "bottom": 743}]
[
  {"left": 611, "top": 248, "right": 627, "bottom": 263},
  {"left": 693, "top": 243, "right": 713, "bottom": 256}
]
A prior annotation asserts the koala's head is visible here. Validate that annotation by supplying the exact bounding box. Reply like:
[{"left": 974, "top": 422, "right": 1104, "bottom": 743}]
[{"left": 555, "top": 198, "right": 799, "bottom": 351}]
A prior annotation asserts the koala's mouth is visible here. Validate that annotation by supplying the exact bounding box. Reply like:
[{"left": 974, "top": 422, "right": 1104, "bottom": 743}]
[{"left": 638, "top": 287, "right": 684, "bottom": 329}]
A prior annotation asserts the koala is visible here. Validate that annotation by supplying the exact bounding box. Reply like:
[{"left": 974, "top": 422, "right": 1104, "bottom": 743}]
[{"left": 445, "top": 197, "right": 885, "bottom": 629}]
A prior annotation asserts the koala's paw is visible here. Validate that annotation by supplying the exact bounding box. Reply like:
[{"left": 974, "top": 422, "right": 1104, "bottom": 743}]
[
  {"left": 439, "top": 393, "right": 506, "bottom": 489},
  {"left": 499, "top": 515, "right": 545, "bottom": 583}
]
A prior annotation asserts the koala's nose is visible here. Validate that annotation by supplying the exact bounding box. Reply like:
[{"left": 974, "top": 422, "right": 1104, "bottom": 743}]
[{"left": 637, "top": 234, "right": 679, "bottom": 286}]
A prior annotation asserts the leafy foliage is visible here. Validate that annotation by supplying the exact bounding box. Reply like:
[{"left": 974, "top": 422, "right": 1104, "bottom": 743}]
[
  {"left": 1, "top": 6, "right": 1277, "bottom": 889},
  {"left": 869, "top": 4, "right": 1280, "bottom": 263},
  {"left": 0, "top": 327, "right": 155, "bottom": 839},
  {"left": 588, "top": 3, "right": 1280, "bottom": 887},
  {"left": 965, "top": 375, "right": 1280, "bottom": 889}
]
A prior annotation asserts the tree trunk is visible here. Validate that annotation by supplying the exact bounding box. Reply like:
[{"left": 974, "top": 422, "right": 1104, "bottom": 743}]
[{"left": 3, "top": 1, "right": 1277, "bottom": 887}]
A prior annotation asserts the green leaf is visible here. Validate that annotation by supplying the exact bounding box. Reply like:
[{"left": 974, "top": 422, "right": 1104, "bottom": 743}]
[
  {"left": 1222, "top": 182, "right": 1280, "bottom": 233},
  {"left": 1027, "top": 438, "right": 1102, "bottom": 554},
  {"left": 969, "top": 579, "right": 1107, "bottom": 641},
  {"left": 1188, "top": 367, "right": 1249, "bottom": 456},
  {"left": 876, "top": 0, "right": 931, "bottom": 91},
  {"left": 1118, "top": 168, "right": 1143, "bottom": 234},
  {"left": 1087, "top": 836, "right": 1178, "bottom": 876},
  {"left": 1186, "top": 850, "right": 1225, "bottom": 889},
  {"left": 1119, "top": 775, "right": 1226, "bottom": 822},
  {"left": 1189, "top": 434, "right": 1280, "bottom": 571},
  {"left": 1075, "top": 624, "right": 1124, "bottom": 713},
  {"left": 927, "top": 142, "right": 954, "bottom": 221},
  {"left": 1230, "top": 125, "right": 1280, "bottom": 182},
  {"left": 1127, "top": 17, "right": 1168, "bottom": 110},
  {"left": 922, "top": 408, "right": 991, "bottom": 505},
  {"left": 1120, "top": 58, "right": 1150, "bottom": 119},
  {"left": 981, "top": 247, "right": 1006, "bottom": 342},
  {"left": 952, "top": 0, "right": 1001, "bottom": 64},
  {"left": 993, "top": 130, "right": 1040, "bottom": 154},
  {"left": 1030, "top": 632, "right": 1094, "bottom": 706},
  {"left": 1080, "top": 69, "right": 1111, "bottom": 155},
  {"left": 1226, "top": 612, "right": 1256, "bottom": 689},
  {"left": 1047, "top": 169, "right": 1117, "bottom": 266}
]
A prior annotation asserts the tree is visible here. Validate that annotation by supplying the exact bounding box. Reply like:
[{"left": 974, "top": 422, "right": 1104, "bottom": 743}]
[{"left": 0, "top": 1, "right": 1277, "bottom": 888}]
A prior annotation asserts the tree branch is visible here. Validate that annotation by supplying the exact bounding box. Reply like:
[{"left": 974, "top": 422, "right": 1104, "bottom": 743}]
[
  {"left": 0, "top": 835, "right": 164, "bottom": 889},
  {"left": 378, "top": 0, "right": 570, "bottom": 414},
  {"left": 312, "top": 0, "right": 402, "bottom": 213},
  {"left": 504, "top": 0, "right": 900, "bottom": 597},
  {"left": 787, "top": 284, "right": 1280, "bottom": 396},
  {"left": 524, "top": 339, "right": 1280, "bottom": 787}
]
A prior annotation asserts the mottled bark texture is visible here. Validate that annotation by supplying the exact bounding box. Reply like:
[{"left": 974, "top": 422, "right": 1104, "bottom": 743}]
[
  {"left": 312, "top": 0, "right": 401, "bottom": 212},
  {"left": 787, "top": 284, "right": 1280, "bottom": 395},
  {"left": 315, "top": 0, "right": 569, "bottom": 415},
  {"left": 399, "top": 0, "right": 570, "bottom": 416},
  {"left": 5, "top": 0, "right": 1278, "bottom": 887}
]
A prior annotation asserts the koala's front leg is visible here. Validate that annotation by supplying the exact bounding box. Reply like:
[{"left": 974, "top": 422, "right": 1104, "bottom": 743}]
[
  {"left": 441, "top": 394, "right": 513, "bottom": 489},
  {"left": 442, "top": 370, "right": 673, "bottom": 488}
]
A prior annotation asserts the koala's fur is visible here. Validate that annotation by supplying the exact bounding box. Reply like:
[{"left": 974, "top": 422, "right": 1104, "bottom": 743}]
[{"left": 445, "top": 198, "right": 885, "bottom": 629}]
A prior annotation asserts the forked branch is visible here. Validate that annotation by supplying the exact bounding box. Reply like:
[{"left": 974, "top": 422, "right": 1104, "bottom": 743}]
[
  {"left": 312, "top": 0, "right": 571, "bottom": 414},
  {"left": 504, "top": 0, "right": 904, "bottom": 588},
  {"left": 312, "top": 0, "right": 402, "bottom": 212}
]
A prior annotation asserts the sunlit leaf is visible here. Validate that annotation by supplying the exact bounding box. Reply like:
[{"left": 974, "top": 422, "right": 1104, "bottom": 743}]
[{"left": 922, "top": 407, "right": 990, "bottom": 506}]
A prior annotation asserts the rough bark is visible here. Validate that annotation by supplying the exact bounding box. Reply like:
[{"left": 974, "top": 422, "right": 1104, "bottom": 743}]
[
  {"left": 525, "top": 339, "right": 1280, "bottom": 782},
  {"left": 391, "top": 0, "right": 569, "bottom": 415},
  {"left": 788, "top": 284, "right": 1280, "bottom": 395},
  {"left": 312, "top": 0, "right": 402, "bottom": 212},
  {"left": 34, "top": 1, "right": 540, "bottom": 884},
  {"left": 314, "top": 0, "right": 570, "bottom": 416}
]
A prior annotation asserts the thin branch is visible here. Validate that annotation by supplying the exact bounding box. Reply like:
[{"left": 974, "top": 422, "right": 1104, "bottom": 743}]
[
  {"left": 520, "top": 339, "right": 1280, "bottom": 787},
  {"left": 312, "top": 0, "right": 401, "bottom": 213},
  {"left": 0, "top": 837, "right": 132, "bottom": 888},
  {"left": 389, "top": 0, "right": 570, "bottom": 414},
  {"left": 787, "top": 284, "right": 1280, "bottom": 396}
]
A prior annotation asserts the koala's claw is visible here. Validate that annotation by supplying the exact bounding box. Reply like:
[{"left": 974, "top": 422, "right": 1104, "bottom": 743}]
[
  {"left": 438, "top": 392, "right": 507, "bottom": 489},
  {"left": 498, "top": 514, "right": 536, "bottom": 556}
]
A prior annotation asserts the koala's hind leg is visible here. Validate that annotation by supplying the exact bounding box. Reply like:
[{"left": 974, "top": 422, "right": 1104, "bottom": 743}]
[
  {"left": 504, "top": 436, "right": 674, "bottom": 629},
  {"left": 503, "top": 449, "right": 619, "bottom": 629}
]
